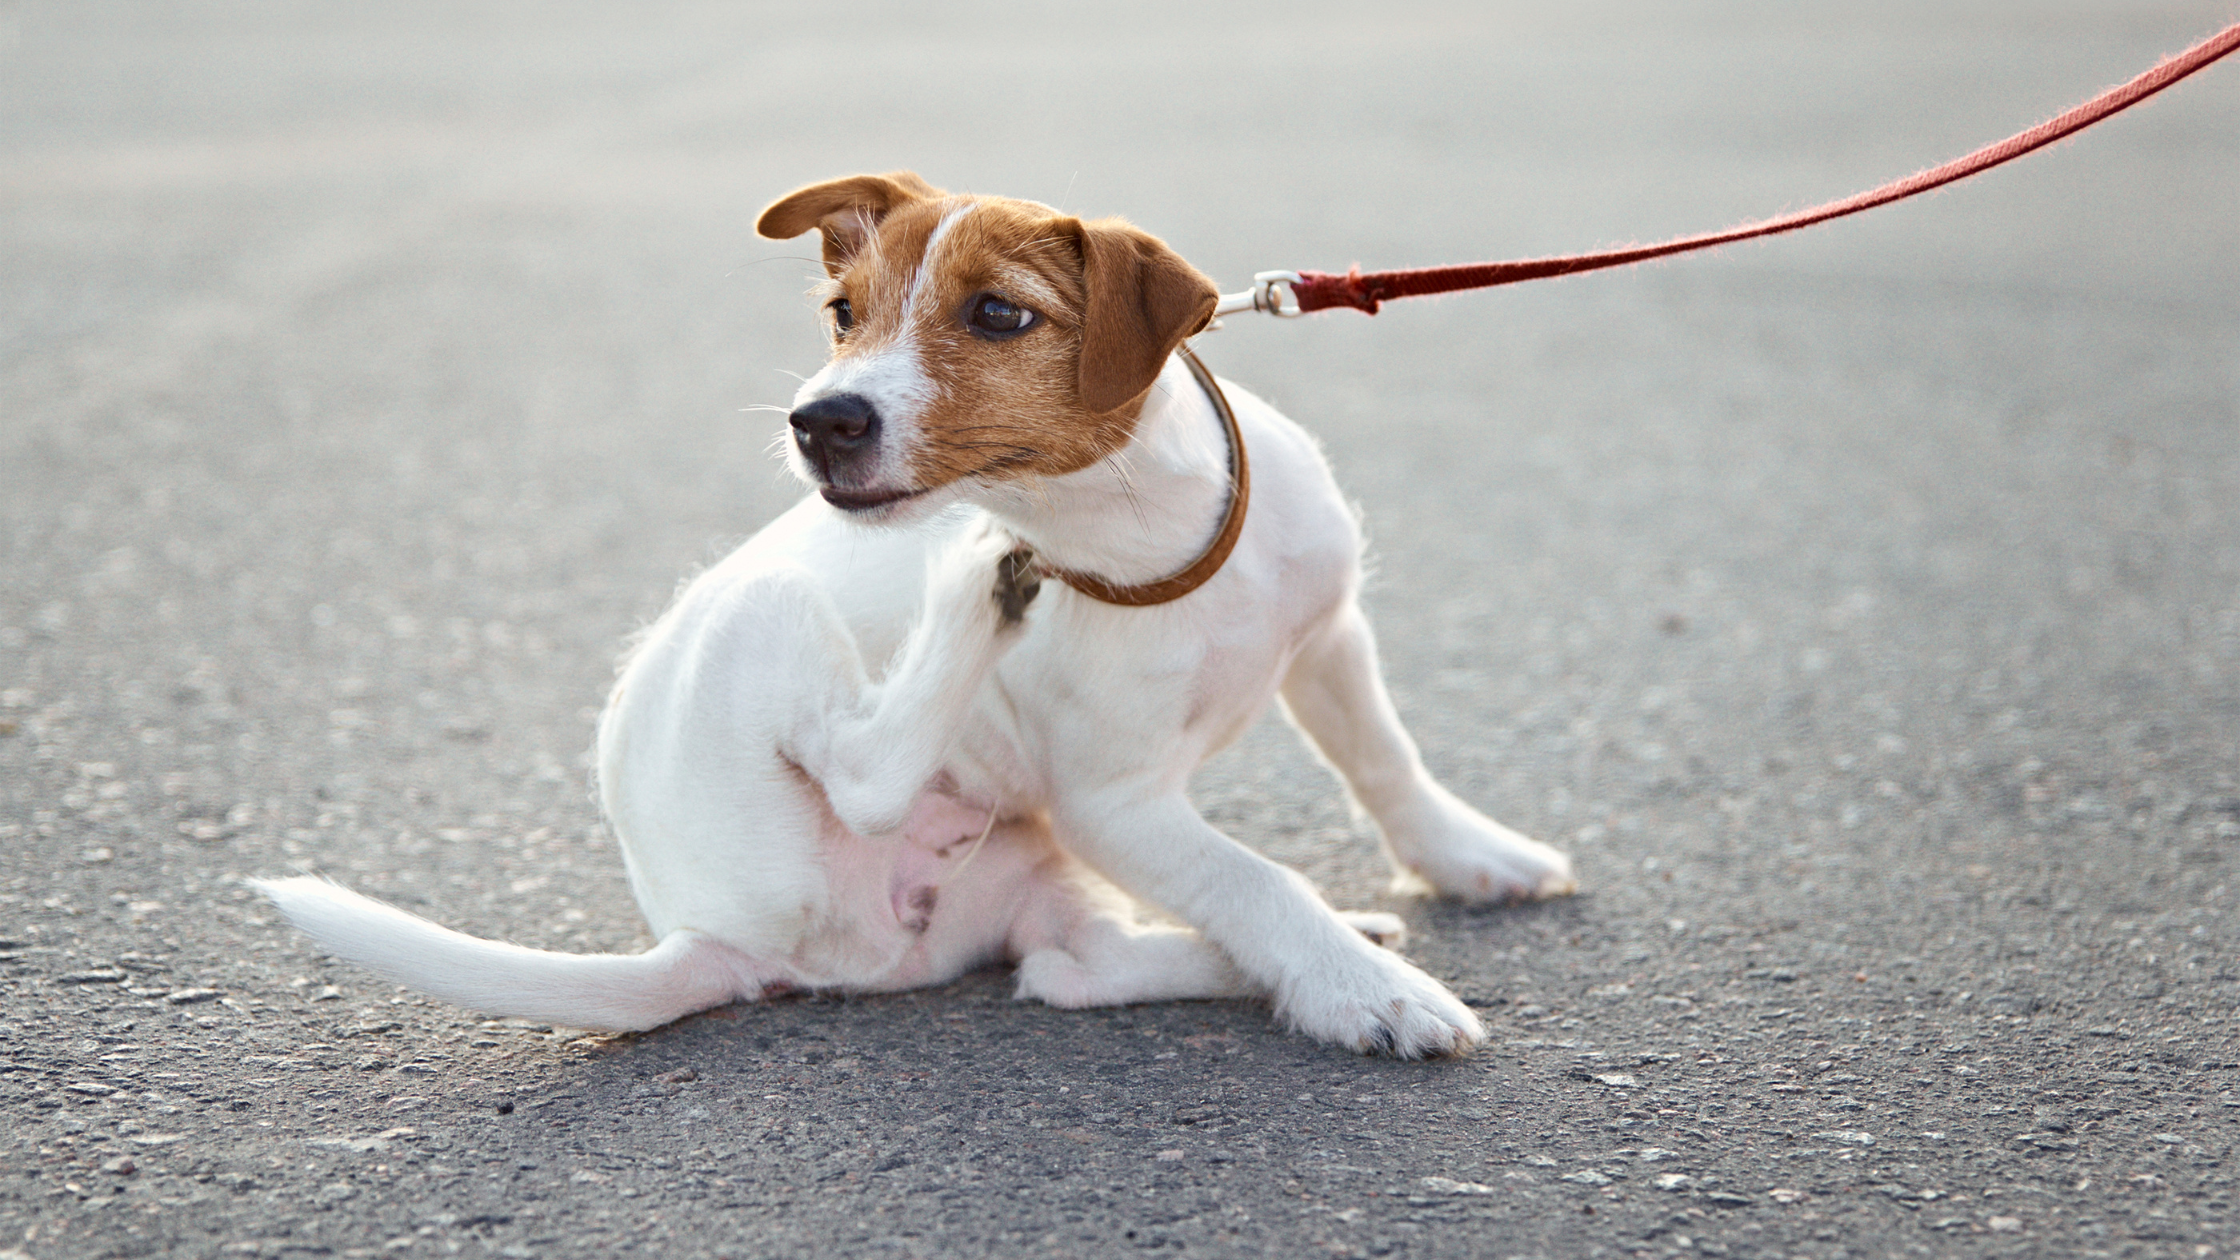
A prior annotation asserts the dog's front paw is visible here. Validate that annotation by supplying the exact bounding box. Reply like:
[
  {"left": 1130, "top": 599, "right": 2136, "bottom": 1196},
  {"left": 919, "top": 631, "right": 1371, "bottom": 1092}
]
[
  {"left": 1390, "top": 785, "right": 1578, "bottom": 904},
  {"left": 1279, "top": 949, "right": 1484, "bottom": 1059},
  {"left": 993, "top": 545, "right": 1040, "bottom": 626}
]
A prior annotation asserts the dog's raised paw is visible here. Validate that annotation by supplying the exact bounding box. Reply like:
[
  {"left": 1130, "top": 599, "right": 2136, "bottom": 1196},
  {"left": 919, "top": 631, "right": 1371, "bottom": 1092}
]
[{"left": 993, "top": 546, "right": 1041, "bottom": 625}]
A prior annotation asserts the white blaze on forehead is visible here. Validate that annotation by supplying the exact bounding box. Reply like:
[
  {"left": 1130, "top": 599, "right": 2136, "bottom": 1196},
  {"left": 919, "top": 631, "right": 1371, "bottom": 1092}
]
[
  {"left": 785, "top": 199, "right": 978, "bottom": 490},
  {"left": 798, "top": 341, "right": 932, "bottom": 414},
  {"left": 795, "top": 202, "right": 971, "bottom": 419},
  {"left": 903, "top": 200, "right": 976, "bottom": 326}
]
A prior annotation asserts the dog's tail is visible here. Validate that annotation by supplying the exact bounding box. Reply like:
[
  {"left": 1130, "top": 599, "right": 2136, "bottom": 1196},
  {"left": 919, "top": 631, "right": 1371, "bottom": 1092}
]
[{"left": 255, "top": 876, "right": 762, "bottom": 1032}]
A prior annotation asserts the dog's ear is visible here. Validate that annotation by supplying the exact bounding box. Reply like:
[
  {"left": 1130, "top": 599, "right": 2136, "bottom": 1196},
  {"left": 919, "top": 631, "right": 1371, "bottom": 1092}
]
[
  {"left": 1064, "top": 218, "right": 1220, "bottom": 416},
  {"left": 757, "top": 171, "right": 945, "bottom": 274}
]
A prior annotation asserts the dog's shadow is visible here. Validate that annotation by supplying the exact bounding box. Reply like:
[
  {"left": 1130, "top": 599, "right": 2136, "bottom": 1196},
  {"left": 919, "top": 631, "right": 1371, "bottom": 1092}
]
[{"left": 571, "top": 885, "right": 1593, "bottom": 1077}]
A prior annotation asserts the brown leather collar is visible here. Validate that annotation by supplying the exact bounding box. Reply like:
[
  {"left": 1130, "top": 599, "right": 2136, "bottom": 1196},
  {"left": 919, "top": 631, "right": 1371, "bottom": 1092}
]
[{"left": 1042, "top": 345, "right": 1249, "bottom": 607}]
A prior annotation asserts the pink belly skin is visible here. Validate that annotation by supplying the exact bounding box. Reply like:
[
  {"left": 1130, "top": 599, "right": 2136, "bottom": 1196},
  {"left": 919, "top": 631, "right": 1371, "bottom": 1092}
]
[{"left": 889, "top": 785, "right": 995, "bottom": 932}]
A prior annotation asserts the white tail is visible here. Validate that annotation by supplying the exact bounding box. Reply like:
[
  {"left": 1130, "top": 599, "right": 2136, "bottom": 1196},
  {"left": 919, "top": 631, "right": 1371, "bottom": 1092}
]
[{"left": 255, "top": 876, "right": 758, "bottom": 1032}]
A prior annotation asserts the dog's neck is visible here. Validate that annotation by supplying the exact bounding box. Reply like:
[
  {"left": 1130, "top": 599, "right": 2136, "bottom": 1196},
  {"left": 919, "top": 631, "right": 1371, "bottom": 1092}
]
[{"left": 973, "top": 356, "right": 1231, "bottom": 589}]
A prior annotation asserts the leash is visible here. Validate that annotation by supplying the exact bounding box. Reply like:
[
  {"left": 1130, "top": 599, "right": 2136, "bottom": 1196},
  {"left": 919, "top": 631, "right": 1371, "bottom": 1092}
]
[
  {"left": 1060, "top": 22, "right": 2235, "bottom": 607},
  {"left": 1213, "top": 21, "right": 2240, "bottom": 319}
]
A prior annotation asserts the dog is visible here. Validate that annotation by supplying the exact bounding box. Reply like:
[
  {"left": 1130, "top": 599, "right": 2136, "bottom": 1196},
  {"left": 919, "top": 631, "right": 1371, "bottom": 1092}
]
[{"left": 260, "top": 171, "right": 1576, "bottom": 1058}]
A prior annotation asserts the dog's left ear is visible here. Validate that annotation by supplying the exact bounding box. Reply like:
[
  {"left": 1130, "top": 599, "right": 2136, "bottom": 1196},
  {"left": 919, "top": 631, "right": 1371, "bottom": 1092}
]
[
  {"left": 757, "top": 171, "right": 944, "bottom": 275},
  {"left": 1064, "top": 218, "right": 1219, "bottom": 416}
]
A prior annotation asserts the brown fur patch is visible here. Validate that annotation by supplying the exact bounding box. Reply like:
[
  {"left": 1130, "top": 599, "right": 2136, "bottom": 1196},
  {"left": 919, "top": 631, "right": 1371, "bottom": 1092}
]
[
  {"left": 758, "top": 174, "right": 1217, "bottom": 495},
  {"left": 756, "top": 171, "right": 944, "bottom": 274}
]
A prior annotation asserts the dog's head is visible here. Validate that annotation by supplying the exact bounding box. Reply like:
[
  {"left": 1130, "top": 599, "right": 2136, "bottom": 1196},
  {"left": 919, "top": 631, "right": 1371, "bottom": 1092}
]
[{"left": 757, "top": 172, "right": 1218, "bottom": 520}]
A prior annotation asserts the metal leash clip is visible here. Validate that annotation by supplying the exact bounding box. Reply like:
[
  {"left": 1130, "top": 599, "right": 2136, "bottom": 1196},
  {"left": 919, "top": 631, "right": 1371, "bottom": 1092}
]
[{"left": 1210, "top": 270, "right": 1304, "bottom": 323}]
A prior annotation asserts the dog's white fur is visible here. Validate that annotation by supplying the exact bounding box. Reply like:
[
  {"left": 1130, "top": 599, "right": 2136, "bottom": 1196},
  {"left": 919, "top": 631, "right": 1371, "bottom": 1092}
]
[{"left": 262, "top": 178, "right": 1575, "bottom": 1057}]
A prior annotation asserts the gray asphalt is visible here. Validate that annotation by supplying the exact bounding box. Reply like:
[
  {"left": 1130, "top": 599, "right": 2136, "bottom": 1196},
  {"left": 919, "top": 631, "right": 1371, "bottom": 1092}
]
[{"left": 4, "top": 2, "right": 2238, "bottom": 1257}]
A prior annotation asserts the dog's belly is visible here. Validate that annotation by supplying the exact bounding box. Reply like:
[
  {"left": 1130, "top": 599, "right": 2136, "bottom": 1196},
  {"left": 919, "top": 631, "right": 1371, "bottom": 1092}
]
[
  {"left": 775, "top": 730, "right": 1047, "bottom": 995},
  {"left": 618, "top": 750, "right": 1038, "bottom": 992},
  {"left": 770, "top": 780, "right": 1041, "bottom": 991}
]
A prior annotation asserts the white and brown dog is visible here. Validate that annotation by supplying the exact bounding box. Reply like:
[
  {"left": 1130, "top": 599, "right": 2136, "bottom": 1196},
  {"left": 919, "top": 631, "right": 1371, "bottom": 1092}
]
[{"left": 261, "top": 172, "right": 1575, "bottom": 1058}]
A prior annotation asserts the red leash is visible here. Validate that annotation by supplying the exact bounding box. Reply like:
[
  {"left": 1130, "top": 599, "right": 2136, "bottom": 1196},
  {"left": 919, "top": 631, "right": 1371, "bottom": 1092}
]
[{"left": 1216, "top": 21, "right": 2240, "bottom": 319}]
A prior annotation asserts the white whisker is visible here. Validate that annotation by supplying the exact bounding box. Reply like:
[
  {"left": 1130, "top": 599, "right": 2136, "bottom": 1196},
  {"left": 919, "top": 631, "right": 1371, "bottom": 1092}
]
[{"left": 1106, "top": 449, "right": 1154, "bottom": 539}]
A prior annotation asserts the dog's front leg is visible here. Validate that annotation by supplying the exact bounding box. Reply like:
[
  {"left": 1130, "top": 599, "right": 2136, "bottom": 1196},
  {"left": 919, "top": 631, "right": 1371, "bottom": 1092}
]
[
  {"left": 791, "top": 523, "right": 1037, "bottom": 838},
  {"left": 1052, "top": 786, "right": 1484, "bottom": 1058},
  {"left": 1280, "top": 602, "right": 1577, "bottom": 902}
]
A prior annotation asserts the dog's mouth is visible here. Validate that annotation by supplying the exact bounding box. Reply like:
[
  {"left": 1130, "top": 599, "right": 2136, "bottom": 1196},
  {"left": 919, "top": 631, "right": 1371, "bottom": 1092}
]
[{"left": 819, "top": 484, "right": 929, "bottom": 514}]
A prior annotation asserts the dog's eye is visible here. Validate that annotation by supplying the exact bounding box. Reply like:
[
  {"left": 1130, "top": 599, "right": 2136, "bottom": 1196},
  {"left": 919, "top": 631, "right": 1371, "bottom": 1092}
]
[
  {"left": 966, "top": 295, "right": 1036, "bottom": 337},
  {"left": 827, "top": 298, "right": 854, "bottom": 336}
]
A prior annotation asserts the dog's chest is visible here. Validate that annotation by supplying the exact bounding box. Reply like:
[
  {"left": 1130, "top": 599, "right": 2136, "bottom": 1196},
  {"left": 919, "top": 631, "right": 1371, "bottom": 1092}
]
[{"left": 949, "top": 583, "right": 1298, "bottom": 806}]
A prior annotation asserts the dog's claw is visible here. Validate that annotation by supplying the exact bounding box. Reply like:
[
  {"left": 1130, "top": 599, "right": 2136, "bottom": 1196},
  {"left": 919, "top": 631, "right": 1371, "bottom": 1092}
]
[
  {"left": 1363, "top": 1019, "right": 1399, "bottom": 1057},
  {"left": 994, "top": 545, "right": 1040, "bottom": 624}
]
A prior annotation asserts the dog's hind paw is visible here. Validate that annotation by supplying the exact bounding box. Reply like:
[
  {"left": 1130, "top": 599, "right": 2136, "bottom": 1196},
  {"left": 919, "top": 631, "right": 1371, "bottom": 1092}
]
[
  {"left": 928, "top": 518, "right": 1037, "bottom": 630},
  {"left": 1335, "top": 910, "right": 1407, "bottom": 949},
  {"left": 1014, "top": 948, "right": 1098, "bottom": 1007},
  {"left": 993, "top": 545, "right": 1040, "bottom": 625}
]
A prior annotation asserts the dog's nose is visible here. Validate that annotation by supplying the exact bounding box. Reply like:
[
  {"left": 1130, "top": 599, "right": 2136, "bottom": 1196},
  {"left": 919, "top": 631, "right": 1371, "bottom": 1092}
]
[{"left": 789, "top": 393, "right": 881, "bottom": 474}]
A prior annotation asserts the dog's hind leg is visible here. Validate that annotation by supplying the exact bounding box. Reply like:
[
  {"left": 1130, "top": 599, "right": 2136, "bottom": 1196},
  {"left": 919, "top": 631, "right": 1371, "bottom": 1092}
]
[
  {"left": 786, "top": 520, "right": 1037, "bottom": 840},
  {"left": 1019, "top": 913, "right": 1405, "bottom": 1006},
  {"left": 1278, "top": 602, "right": 1577, "bottom": 903},
  {"left": 1014, "top": 921, "right": 1253, "bottom": 1009},
  {"left": 1334, "top": 909, "right": 1407, "bottom": 948},
  {"left": 1006, "top": 863, "right": 1254, "bottom": 1009}
]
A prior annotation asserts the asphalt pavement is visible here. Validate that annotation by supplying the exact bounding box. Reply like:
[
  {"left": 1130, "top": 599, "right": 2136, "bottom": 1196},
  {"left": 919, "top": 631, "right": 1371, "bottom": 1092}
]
[{"left": 4, "top": 2, "right": 2237, "bottom": 1257}]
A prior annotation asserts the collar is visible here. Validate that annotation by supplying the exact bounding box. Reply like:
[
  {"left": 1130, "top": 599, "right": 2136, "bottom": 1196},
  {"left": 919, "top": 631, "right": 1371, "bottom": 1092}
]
[{"left": 1039, "top": 345, "right": 1250, "bottom": 607}]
